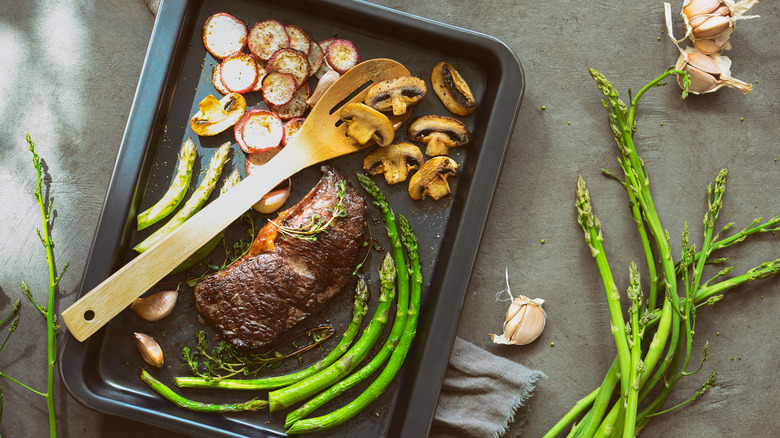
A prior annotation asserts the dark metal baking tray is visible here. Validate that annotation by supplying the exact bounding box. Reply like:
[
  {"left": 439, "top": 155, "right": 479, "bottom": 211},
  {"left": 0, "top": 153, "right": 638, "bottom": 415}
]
[{"left": 59, "top": 0, "right": 524, "bottom": 436}]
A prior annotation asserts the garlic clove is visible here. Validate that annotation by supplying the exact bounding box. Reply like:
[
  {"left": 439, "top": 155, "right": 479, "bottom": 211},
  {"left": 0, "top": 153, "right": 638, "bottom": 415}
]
[
  {"left": 686, "top": 51, "right": 722, "bottom": 75},
  {"left": 691, "top": 15, "right": 732, "bottom": 38},
  {"left": 491, "top": 295, "right": 547, "bottom": 346},
  {"left": 134, "top": 332, "right": 164, "bottom": 367},
  {"left": 682, "top": 0, "right": 722, "bottom": 18},
  {"left": 253, "top": 179, "right": 291, "bottom": 214},
  {"left": 131, "top": 289, "right": 178, "bottom": 321},
  {"left": 675, "top": 49, "right": 752, "bottom": 95},
  {"left": 692, "top": 32, "right": 732, "bottom": 54}
]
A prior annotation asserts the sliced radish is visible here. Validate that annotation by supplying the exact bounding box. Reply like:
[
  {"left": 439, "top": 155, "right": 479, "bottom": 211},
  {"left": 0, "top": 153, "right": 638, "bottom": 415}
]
[
  {"left": 269, "top": 83, "right": 311, "bottom": 120},
  {"left": 308, "top": 40, "right": 325, "bottom": 78},
  {"left": 249, "top": 54, "right": 267, "bottom": 92},
  {"left": 248, "top": 19, "right": 290, "bottom": 61},
  {"left": 240, "top": 109, "right": 284, "bottom": 153},
  {"left": 262, "top": 71, "right": 297, "bottom": 106},
  {"left": 202, "top": 13, "right": 247, "bottom": 59},
  {"left": 325, "top": 39, "right": 360, "bottom": 74},
  {"left": 212, "top": 63, "right": 230, "bottom": 95},
  {"left": 267, "top": 48, "right": 310, "bottom": 88},
  {"left": 282, "top": 117, "right": 306, "bottom": 146},
  {"left": 285, "top": 25, "right": 311, "bottom": 55},
  {"left": 234, "top": 109, "right": 252, "bottom": 151},
  {"left": 245, "top": 147, "right": 284, "bottom": 175},
  {"left": 219, "top": 53, "right": 259, "bottom": 94}
]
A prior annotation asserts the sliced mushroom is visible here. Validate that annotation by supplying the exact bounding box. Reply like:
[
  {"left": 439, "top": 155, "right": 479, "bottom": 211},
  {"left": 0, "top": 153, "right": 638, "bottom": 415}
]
[
  {"left": 408, "top": 156, "right": 459, "bottom": 201},
  {"left": 339, "top": 102, "right": 395, "bottom": 146},
  {"left": 364, "top": 76, "right": 427, "bottom": 116},
  {"left": 431, "top": 61, "right": 476, "bottom": 116},
  {"left": 363, "top": 142, "right": 424, "bottom": 185},
  {"left": 190, "top": 93, "right": 247, "bottom": 136},
  {"left": 408, "top": 115, "right": 470, "bottom": 157}
]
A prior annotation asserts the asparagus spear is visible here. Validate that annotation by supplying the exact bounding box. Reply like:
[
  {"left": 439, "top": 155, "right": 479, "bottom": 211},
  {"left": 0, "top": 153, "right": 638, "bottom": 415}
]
[
  {"left": 286, "top": 213, "right": 421, "bottom": 434},
  {"left": 546, "top": 68, "right": 780, "bottom": 437},
  {"left": 134, "top": 141, "right": 231, "bottom": 253},
  {"left": 137, "top": 138, "right": 198, "bottom": 230},
  {"left": 0, "top": 134, "right": 67, "bottom": 437},
  {"left": 139, "top": 369, "right": 266, "bottom": 413},
  {"left": 267, "top": 252, "right": 399, "bottom": 412},
  {"left": 174, "top": 277, "right": 369, "bottom": 390},
  {"left": 169, "top": 168, "right": 241, "bottom": 274}
]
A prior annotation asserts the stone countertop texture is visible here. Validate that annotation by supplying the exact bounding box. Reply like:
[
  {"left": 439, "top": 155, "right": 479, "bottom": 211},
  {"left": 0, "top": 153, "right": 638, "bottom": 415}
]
[{"left": 1, "top": 0, "right": 778, "bottom": 437}]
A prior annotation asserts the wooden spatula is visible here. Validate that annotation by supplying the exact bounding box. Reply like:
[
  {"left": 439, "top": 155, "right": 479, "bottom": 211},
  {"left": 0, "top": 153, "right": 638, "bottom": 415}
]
[{"left": 62, "top": 58, "right": 411, "bottom": 342}]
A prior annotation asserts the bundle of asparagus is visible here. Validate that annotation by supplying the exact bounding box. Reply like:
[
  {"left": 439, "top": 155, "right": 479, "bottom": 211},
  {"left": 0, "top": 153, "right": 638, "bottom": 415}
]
[{"left": 544, "top": 68, "right": 780, "bottom": 437}]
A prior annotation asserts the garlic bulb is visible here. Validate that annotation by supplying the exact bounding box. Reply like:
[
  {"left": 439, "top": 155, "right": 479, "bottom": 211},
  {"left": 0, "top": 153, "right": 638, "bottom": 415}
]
[
  {"left": 675, "top": 48, "right": 752, "bottom": 95},
  {"left": 490, "top": 294, "right": 547, "bottom": 346},
  {"left": 680, "top": 0, "right": 759, "bottom": 54},
  {"left": 131, "top": 289, "right": 178, "bottom": 321},
  {"left": 134, "top": 332, "right": 164, "bottom": 368}
]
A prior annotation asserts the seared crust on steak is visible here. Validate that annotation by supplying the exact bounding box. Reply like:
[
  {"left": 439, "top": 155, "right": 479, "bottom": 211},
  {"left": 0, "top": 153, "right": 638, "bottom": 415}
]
[{"left": 193, "top": 167, "right": 367, "bottom": 350}]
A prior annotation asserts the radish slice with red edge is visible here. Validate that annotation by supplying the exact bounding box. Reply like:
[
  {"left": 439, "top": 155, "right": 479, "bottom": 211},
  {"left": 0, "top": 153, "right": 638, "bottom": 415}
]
[
  {"left": 202, "top": 13, "right": 247, "bottom": 59},
  {"left": 285, "top": 25, "right": 311, "bottom": 55},
  {"left": 324, "top": 39, "right": 360, "bottom": 74},
  {"left": 307, "top": 40, "right": 325, "bottom": 78},
  {"left": 240, "top": 109, "right": 284, "bottom": 153},
  {"left": 248, "top": 19, "right": 290, "bottom": 61},
  {"left": 282, "top": 117, "right": 306, "bottom": 146},
  {"left": 219, "top": 53, "right": 259, "bottom": 94},
  {"left": 212, "top": 63, "right": 230, "bottom": 95},
  {"left": 249, "top": 55, "right": 267, "bottom": 92},
  {"left": 233, "top": 110, "right": 252, "bottom": 151},
  {"left": 269, "top": 83, "right": 310, "bottom": 120},
  {"left": 262, "top": 71, "right": 297, "bottom": 106},
  {"left": 267, "top": 48, "right": 310, "bottom": 88}
]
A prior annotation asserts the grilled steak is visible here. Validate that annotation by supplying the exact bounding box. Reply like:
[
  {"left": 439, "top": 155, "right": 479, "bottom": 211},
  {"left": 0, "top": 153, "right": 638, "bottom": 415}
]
[{"left": 193, "top": 167, "right": 367, "bottom": 350}]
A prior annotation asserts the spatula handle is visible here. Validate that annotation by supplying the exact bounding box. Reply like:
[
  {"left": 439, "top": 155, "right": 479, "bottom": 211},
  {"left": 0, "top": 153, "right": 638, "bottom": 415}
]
[{"left": 61, "top": 156, "right": 299, "bottom": 342}]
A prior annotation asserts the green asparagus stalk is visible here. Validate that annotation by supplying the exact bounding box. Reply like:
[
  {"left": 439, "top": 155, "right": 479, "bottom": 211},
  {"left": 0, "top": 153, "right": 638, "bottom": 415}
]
[
  {"left": 137, "top": 138, "right": 198, "bottom": 230},
  {"left": 286, "top": 213, "right": 422, "bottom": 434},
  {"left": 0, "top": 134, "right": 67, "bottom": 437},
  {"left": 169, "top": 168, "right": 241, "bottom": 275},
  {"left": 267, "top": 252, "right": 399, "bottom": 412},
  {"left": 139, "top": 369, "right": 266, "bottom": 412},
  {"left": 546, "top": 68, "right": 780, "bottom": 438},
  {"left": 134, "top": 141, "right": 231, "bottom": 253},
  {"left": 283, "top": 213, "right": 416, "bottom": 427},
  {"left": 174, "top": 277, "right": 369, "bottom": 390}
]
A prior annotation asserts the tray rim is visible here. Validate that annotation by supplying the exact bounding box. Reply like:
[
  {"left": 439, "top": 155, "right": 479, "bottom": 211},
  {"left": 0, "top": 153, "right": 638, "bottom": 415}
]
[{"left": 60, "top": 0, "right": 525, "bottom": 436}]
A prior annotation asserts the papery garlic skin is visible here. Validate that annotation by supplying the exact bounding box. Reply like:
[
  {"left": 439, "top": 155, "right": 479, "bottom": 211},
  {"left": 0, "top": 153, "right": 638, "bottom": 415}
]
[
  {"left": 490, "top": 295, "right": 547, "bottom": 346},
  {"left": 675, "top": 48, "right": 752, "bottom": 95}
]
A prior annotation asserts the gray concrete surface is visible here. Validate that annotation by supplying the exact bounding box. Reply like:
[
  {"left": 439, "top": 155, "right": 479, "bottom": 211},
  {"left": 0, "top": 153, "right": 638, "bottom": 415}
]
[{"left": 1, "top": 0, "right": 778, "bottom": 437}]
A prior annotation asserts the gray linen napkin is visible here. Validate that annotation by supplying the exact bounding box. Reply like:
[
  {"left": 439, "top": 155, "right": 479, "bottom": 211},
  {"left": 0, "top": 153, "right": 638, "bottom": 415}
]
[{"left": 431, "top": 337, "right": 546, "bottom": 438}]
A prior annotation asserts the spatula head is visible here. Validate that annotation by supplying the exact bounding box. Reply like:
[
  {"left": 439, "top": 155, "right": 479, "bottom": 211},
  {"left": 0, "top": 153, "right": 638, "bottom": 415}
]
[{"left": 290, "top": 58, "right": 412, "bottom": 163}]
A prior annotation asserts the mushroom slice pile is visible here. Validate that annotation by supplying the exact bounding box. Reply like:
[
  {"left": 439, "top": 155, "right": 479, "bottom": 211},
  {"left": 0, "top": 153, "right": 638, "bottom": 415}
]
[
  {"left": 363, "top": 142, "right": 424, "bottom": 185},
  {"left": 339, "top": 102, "right": 395, "bottom": 146},
  {"left": 431, "top": 61, "right": 476, "bottom": 116},
  {"left": 190, "top": 93, "right": 247, "bottom": 137},
  {"left": 364, "top": 76, "right": 427, "bottom": 116},
  {"left": 408, "top": 115, "right": 470, "bottom": 157},
  {"left": 408, "top": 156, "right": 459, "bottom": 201}
]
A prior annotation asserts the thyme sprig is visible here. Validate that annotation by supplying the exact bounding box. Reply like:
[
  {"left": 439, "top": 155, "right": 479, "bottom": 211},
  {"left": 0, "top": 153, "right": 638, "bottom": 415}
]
[
  {"left": 272, "top": 180, "right": 348, "bottom": 242},
  {"left": 183, "top": 326, "right": 335, "bottom": 380}
]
